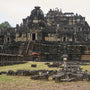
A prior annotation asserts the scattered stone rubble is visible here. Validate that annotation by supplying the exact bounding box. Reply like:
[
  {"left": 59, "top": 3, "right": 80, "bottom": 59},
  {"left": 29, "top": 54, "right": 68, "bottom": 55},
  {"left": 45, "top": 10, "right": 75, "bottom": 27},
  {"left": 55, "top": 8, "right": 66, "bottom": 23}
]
[
  {"left": 0, "top": 62, "right": 90, "bottom": 82},
  {"left": 53, "top": 62, "right": 90, "bottom": 82},
  {"left": 47, "top": 62, "right": 62, "bottom": 68},
  {"left": 31, "top": 64, "right": 37, "bottom": 67}
]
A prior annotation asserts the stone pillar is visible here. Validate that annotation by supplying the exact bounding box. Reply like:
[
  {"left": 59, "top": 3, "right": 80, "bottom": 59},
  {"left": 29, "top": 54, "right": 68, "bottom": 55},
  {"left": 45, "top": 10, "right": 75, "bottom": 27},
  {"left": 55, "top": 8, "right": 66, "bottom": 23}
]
[
  {"left": 74, "top": 35, "right": 77, "bottom": 42},
  {"left": 36, "top": 33, "right": 38, "bottom": 40},
  {"left": 63, "top": 54, "right": 68, "bottom": 71},
  {"left": 21, "top": 34, "right": 23, "bottom": 41},
  {"left": 64, "top": 61, "right": 67, "bottom": 71},
  {"left": 62, "top": 36, "right": 63, "bottom": 42},
  {"left": 48, "top": 34, "right": 51, "bottom": 41},
  {"left": 27, "top": 33, "right": 30, "bottom": 40},
  {"left": 4, "top": 37, "right": 7, "bottom": 43},
  {"left": 66, "top": 36, "right": 67, "bottom": 41},
  {"left": 29, "top": 33, "right": 31, "bottom": 40},
  {"left": 55, "top": 34, "right": 57, "bottom": 41},
  {"left": 86, "top": 46, "right": 89, "bottom": 54},
  {"left": 31, "top": 34, "right": 32, "bottom": 41}
]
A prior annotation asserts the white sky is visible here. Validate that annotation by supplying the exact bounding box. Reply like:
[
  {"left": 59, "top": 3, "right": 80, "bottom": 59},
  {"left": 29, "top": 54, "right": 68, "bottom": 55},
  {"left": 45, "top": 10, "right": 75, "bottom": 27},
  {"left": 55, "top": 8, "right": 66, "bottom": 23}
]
[{"left": 0, "top": 0, "right": 90, "bottom": 27}]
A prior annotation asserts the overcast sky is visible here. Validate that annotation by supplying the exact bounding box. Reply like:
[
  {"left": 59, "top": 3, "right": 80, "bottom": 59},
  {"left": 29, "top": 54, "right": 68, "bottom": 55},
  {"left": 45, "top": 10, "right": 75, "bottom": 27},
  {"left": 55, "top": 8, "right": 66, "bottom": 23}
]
[{"left": 0, "top": 0, "right": 90, "bottom": 27}]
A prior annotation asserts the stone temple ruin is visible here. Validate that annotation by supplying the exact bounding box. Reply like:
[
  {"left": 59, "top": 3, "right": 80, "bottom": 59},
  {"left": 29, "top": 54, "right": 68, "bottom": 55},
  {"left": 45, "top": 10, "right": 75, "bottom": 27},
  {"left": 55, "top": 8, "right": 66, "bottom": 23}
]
[{"left": 0, "top": 6, "right": 90, "bottom": 62}]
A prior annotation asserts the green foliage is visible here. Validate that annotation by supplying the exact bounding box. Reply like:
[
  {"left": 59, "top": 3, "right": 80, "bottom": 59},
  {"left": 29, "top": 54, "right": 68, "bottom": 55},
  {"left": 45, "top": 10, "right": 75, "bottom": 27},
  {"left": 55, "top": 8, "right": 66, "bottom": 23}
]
[{"left": 0, "top": 21, "right": 11, "bottom": 29}]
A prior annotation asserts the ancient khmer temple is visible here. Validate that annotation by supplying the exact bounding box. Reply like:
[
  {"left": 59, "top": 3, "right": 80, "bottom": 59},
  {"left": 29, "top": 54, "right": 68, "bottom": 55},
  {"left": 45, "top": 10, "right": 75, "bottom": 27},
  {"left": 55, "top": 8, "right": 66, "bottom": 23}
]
[{"left": 0, "top": 6, "right": 90, "bottom": 61}]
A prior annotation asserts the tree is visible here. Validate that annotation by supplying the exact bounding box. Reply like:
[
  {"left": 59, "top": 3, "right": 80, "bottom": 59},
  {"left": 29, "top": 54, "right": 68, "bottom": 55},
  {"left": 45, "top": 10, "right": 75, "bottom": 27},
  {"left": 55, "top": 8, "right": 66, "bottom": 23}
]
[{"left": 0, "top": 21, "right": 11, "bottom": 29}]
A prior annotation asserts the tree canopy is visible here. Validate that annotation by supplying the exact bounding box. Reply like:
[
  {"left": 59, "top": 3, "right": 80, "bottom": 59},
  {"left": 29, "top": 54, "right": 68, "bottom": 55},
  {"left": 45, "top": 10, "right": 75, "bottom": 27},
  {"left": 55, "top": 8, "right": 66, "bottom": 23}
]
[{"left": 0, "top": 21, "right": 11, "bottom": 29}]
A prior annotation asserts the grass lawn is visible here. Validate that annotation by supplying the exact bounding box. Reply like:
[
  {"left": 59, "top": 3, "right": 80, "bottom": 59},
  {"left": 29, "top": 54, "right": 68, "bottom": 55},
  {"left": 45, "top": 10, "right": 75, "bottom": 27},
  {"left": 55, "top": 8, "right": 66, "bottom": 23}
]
[
  {"left": 0, "top": 61, "right": 90, "bottom": 90},
  {"left": 0, "top": 61, "right": 59, "bottom": 72}
]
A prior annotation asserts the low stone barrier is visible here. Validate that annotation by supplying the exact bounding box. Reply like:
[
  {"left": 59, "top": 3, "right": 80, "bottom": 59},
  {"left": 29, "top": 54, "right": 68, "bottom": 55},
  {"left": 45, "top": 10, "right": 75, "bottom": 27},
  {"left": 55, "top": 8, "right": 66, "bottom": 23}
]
[{"left": 0, "top": 61, "right": 27, "bottom": 66}]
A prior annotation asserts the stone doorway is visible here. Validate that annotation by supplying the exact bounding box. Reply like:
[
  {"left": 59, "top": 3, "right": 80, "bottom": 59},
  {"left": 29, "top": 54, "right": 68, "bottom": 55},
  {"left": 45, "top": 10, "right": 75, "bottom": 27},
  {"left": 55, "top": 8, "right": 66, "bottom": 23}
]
[{"left": 32, "top": 33, "right": 35, "bottom": 40}]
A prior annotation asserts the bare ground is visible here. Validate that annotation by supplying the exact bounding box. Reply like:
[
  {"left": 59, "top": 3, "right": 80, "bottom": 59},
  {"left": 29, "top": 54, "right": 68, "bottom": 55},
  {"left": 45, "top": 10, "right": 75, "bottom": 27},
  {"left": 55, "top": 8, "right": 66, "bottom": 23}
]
[{"left": 0, "top": 75, "right": 90, "bottom": 90}]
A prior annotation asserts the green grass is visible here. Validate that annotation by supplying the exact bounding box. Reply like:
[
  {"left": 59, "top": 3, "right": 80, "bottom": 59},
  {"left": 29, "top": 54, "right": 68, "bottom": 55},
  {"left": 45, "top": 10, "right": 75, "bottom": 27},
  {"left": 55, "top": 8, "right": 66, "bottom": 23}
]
[
  {"left": 81, "top": 65, "right": 90, "bottom": 72},
  {"left": 0, "top": 75, "right": 16, "bottom": 82},
  {"left": 0, "top": 61, "right": 90, "bottom": 73},
  {"left": 0, "top": 61, "right": 58, "bottom": 72}
]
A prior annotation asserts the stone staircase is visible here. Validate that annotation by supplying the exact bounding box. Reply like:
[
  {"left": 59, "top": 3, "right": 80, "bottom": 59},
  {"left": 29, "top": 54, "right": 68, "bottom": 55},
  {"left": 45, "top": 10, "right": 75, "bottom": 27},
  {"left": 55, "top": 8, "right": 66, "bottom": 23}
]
[{"left": 22, "top": 41, "right": 31, "bottom": 55}]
